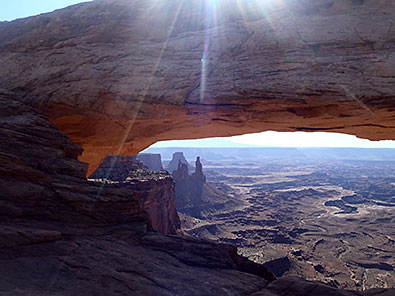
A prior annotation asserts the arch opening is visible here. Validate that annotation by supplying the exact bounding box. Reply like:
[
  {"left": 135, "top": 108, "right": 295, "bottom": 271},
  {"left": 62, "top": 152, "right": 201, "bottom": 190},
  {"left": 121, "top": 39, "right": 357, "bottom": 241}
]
[
  {"left": 135, "top": 131, "right": 395, "bottom": 288},
  {"left": 2, "top": 0, "right": 395, "bottom": 293}
]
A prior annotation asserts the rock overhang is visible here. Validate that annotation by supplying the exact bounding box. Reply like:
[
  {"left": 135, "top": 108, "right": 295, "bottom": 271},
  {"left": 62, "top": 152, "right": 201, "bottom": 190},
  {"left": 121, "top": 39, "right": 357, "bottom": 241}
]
[{"left": 0, "top": 0, "right": 394, "bottom": 174}]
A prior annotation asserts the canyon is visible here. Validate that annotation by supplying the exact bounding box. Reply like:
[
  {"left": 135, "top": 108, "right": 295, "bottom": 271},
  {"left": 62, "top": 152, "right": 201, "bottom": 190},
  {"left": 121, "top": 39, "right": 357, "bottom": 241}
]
[
  {"left": 2, "top": 93, "right": 392, "bottom": 295},
  {"left": 1, "top": 0, "right": 395, "bottom": 295},
  {"left": 152, "top": 147, "right": 394, "bottom": 291},
  {"left": 171, "top": 153, "right": 242, "bottom": 220}
]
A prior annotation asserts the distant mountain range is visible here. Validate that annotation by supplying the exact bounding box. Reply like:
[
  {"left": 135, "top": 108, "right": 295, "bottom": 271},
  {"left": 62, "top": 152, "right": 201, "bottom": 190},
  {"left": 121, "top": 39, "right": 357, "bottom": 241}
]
[
  {"left": 149, "top": 138, "right": 259, "bottom": 148},
  {"left": 143, "top": 147, "right": 395, "bottom": 162}
]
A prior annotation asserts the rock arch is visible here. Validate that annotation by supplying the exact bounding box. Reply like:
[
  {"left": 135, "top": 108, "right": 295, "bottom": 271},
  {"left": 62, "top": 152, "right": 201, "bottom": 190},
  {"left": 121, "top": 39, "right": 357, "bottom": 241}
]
[{"left": 1, "top": 2, "right": 395, "bottom": 294}]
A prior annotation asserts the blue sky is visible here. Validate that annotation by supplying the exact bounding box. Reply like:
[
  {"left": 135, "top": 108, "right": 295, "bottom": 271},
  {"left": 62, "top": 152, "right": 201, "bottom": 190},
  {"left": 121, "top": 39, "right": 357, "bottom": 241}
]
[
  {"left": 2, "top": 0, "right": 395, "bottom": 149},
  {"left": 0, "top": 0, "right": 92, "bottom": 21}
]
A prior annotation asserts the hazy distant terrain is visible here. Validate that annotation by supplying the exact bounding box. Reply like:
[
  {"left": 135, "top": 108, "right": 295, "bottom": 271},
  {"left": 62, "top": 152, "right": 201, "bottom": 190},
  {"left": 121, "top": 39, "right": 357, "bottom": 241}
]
[
  {"left": 147, "top": 147, "right": 395, "bottom": 290},
  {"left": 147, "top": 147, "right": 395, "bottom": 162}
]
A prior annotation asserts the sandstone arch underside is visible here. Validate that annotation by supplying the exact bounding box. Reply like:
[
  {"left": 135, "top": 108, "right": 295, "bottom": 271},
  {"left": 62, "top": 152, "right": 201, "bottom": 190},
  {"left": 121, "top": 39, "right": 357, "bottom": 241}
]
[{"left": 1, "top": 0, "right": 394, "bottom": 174}]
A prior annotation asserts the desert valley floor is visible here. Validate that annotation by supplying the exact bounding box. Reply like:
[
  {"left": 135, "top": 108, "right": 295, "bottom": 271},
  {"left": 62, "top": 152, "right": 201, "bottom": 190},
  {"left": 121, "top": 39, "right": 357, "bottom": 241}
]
[{"left": 151, "top": 148, "right": 395, "bottom": 291}]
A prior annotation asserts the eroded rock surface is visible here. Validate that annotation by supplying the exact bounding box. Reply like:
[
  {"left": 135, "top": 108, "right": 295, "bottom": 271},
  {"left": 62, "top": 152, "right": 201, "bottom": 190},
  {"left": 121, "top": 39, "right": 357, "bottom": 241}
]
[
  {"left": 0, "top": 94, "right": 278, "bottom": 294},
  {"left": 0, "top": 221, "right": 276, "bottom": 296},
  {"left": 89, "top": 154, "right": 145, "bottom": 180},
  {"left": 0, "top": 0, "right": 394, "bottom": 173},
  {"left": 0, "top": 93, "right": 147, "bottom": 225},
  {"left": 1, "top": 0, "right": 395, "bottom": 294},
  {"left": 137, "top": 153, "right": 164, "bottom": 171},
  {"left": 173, "top": 156, "right": 240, "bottom": 218},
  {"left": 167, "top": 152, "right": 193, "bottom": 174},
  {"left": 89, "top": 154, "right": 180, "bottom": 235},
  {"left": 0, "top": 76, "right": 393, "bottom": 295}
]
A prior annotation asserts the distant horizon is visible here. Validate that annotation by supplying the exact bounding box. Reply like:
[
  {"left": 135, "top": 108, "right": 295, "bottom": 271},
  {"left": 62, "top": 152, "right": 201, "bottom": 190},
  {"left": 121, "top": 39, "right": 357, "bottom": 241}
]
[
  {"left": 143, "top": 145, "right": 395, "bottom": 163},
  {"left": 144, "top": 146, "right": 395, "bottom": 150},
  {"left": 145, "top": 132, "right": 395, "bottom": 150}
]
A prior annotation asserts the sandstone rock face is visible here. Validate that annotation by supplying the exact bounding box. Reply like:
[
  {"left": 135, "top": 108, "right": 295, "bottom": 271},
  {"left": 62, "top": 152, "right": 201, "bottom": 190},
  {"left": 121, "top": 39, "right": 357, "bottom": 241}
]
[
  {"left": 0, "top": 93, "right": 279, "bottom": 294},
  {"left": 0, "top": 82, "right": 392, "bottom": 296},
  {"left": 167, "top": 152, "right": 193, "bottom": 174},
  {"left": 173, "top": 156, "right": 238, "bottom": 218},
  {"left": 125, "top": 174, "right": 181, "bottom": 235},
  {"left": 1, "top": 1, "right": 395, "bottom": 294},
  {"left": 192, "top": 156, "right": 206, "bottom": 183},
  {"left": 0, "top": 0, "right": 394, "bottom": 174},
  {"left": 89, "top": 154, "right": 145, "bottom": 180},
  {"left": 0, "top": 93, "right": 148, "bottom": 225},
  {"left": 89, "top": 155, "right": 180, "bottom": 235},
  {"left": 137, "top": 153, "right": 163, "bottom": 171}
]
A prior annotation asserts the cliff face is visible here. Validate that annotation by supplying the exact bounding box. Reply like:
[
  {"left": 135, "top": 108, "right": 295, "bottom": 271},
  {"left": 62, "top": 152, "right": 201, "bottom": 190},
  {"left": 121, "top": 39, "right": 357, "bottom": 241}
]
[
  {"left": 173, "top": 157, "right": 204, "bottom": 216},
  {"left": 173, "top": 156, "right": 238, "bottom": 218},
  {"left": 0, "top": 93, "right": 148, "bottom": 225},
  {"left": 137, "top": 153, "right": 163, "bottom": 171},
  {"left": 1, "top": 1, "right": 395, "bottom": 294},
  {"left": 0, "top": 0, "right": 394, "bottom": 174},
  {"left": 89, "top": 155, "right": 180, "bottom": 235},
  {"left": 89, "top": 154, "right": 145, "bottom": 180},
  {"left": 166, "top": 152, "right": 193, "bottom": 173},
  {"left": 0, "top": 93, "right": 280, "bottom": 294},
  {"left": 128, "top": 174, "right": 180, "bottom": 235}
]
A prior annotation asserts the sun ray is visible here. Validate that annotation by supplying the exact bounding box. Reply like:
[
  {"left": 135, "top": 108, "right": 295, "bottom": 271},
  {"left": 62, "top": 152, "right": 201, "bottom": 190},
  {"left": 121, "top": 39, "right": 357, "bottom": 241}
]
[
  {"left": 115, "top": 1, "right": 184, "bottom": 154},
  {"left": 95, "top": 1, "right": 184, "bottom": 197},
  {"left": 200, "top": 0, "right": 216, "bottom": 103},
  {"left": 96, "top": 0, "right": 294, "bottom": 195}
]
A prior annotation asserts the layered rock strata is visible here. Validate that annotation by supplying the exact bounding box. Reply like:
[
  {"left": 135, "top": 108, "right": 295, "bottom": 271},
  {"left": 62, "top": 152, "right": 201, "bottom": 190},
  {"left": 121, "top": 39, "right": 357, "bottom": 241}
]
[
  {"left": 0, "top": 0, "right": 394, "bottom": 173},
  {"left": 0, "top": 41, "right": 393, "bottom": 296},
  {"left": 0, "top": 93, "right": 279, "bottom": 294},
  {"left": 173, "top": 156, "right": 238, "bottom": 218},
  {"left": 1, "top": 0, "right": 395, "bottom": 294},
  {"left": 89, "top": 154, "right": 145, "bottom": 180},
  {"left": 2, "top": 94, "right": 390, "bottom": 294},
  {"left": 166, "top": 152, "right": 193, "bottom": 174},
  {"left": 0, "top": 94, "right": 147, "bottom": 225},
  {"left": 89, "top": 155, "right": 180, "bottom": 235},
  {"left": 137, "top": 153, "right": 164, "bottom": 171}
]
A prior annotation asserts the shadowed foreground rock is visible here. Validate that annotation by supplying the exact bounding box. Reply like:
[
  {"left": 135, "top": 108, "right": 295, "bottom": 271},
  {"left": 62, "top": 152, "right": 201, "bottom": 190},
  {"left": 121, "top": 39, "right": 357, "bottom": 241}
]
[
  {"left": 1, "top": 0, "right": 395, "bottom": 294},
  {"left": 89, "top": 154, "right": 180, "bottom": 235},
  {"left": 0, "top": 94, "right": 278, "bottom": 295},
  {"left": 0, "top": 0, "right": 394, "bottom": 173}
]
